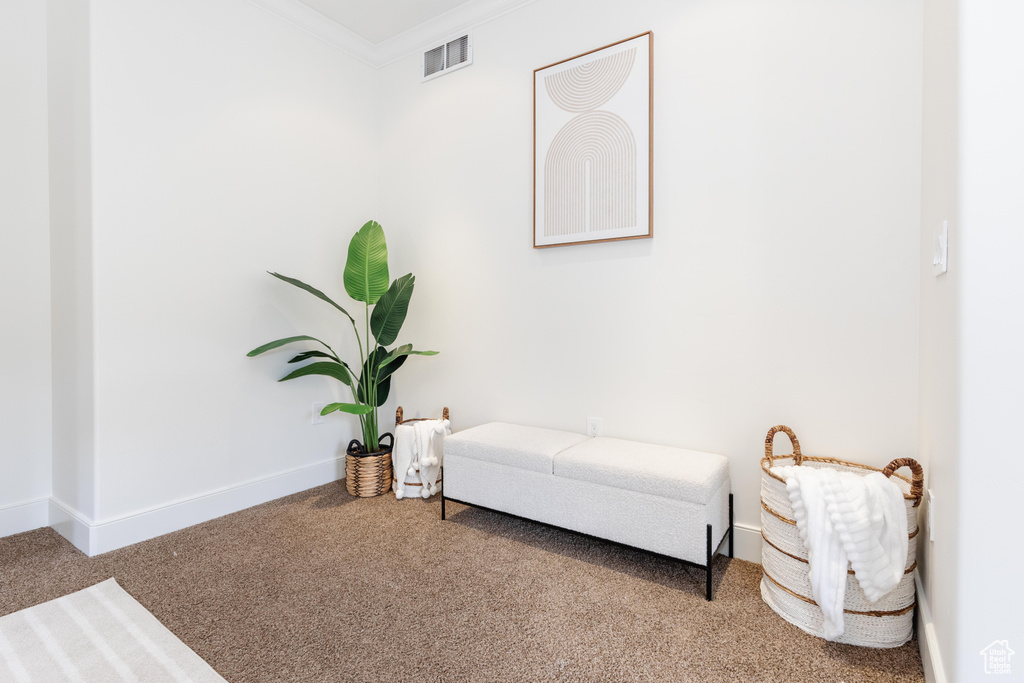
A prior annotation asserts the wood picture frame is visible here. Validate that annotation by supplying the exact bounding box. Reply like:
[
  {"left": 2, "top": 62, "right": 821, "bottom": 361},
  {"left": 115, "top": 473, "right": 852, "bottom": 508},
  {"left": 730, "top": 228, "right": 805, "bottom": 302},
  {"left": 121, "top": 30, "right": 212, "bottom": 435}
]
[{"left": 533, "top": 32, "right": 653, "bottom": 248}]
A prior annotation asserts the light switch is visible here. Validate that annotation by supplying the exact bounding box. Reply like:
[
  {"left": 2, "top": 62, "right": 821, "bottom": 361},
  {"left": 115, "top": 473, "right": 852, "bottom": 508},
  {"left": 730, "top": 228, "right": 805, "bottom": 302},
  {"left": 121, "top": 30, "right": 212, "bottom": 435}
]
[{"left": 933, "top": 221, "right": 948, "bottom": 276}]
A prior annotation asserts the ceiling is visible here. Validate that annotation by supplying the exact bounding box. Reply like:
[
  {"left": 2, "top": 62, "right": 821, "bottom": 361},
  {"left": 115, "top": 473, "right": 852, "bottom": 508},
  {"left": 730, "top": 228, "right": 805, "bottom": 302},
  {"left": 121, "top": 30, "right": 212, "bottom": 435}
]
[{"left": 295, "top": 0, "right": 473, "bottom": 44}]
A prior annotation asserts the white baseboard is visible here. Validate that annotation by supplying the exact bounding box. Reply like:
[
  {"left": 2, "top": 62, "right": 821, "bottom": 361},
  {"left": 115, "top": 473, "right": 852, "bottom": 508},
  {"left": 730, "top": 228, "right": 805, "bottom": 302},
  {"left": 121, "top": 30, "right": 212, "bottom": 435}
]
[
  {"left": 0, "top": 497, "right": 50, "bottom": 538},
  {"left": 731, "top": 522, "right": 762, "bottom": 564},
  {"left": 42, "top": 456, "right": 345, "bottom": 556},
  {"left": 89, "top": 455, "right": 346, "bottom": 556},
  {"left": 23, "top": 466, "right": 765, "bottom": 564},
  {"left": 49, "top": 497, "right": 96, "bottom": 555},
  {"left": 916, "top": 573, "right": 948, "bottom": 683}
]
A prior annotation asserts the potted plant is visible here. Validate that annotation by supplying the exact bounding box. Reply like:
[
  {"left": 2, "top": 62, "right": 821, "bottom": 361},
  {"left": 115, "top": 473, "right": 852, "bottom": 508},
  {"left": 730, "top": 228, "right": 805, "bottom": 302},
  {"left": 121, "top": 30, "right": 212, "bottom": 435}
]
[{"left": 247, "top": 220, "right": 437, "bottom": 497}]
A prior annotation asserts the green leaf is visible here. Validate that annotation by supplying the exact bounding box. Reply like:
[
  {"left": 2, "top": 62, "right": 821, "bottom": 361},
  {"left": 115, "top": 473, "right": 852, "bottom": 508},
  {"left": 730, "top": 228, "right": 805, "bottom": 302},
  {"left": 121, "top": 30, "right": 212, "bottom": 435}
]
[
  {"left": 376, "top": 353, "right": 406, "bottom": 384},
  {"left": 375, "top": 376, "right": 391, "bottom": 406},
  {"left": 356, "top": 347, "right": 387, "bottom": 394},
  {"left": 343, "top": 220, "right": 389, "bottom": 305},
  {"left": 370, "top": 274, "right": 415, "bottom": 347},
  {"left": 355, "top": 347, "right": 396, "bottom": 407},
  {"left": 247, "top": 335, "right": 321, "bottom": 357},
  {"left": 268, "top": 272, "right": 356, "bottom": 325},
  {"left": 321, "top": 402, "right": 373, "bottom": 416},
  {"left": 278, "top": 361, "right": 353, "bottom": 388},
  {"left": 375, "top": 344, "right": 411, "bottom": 372},
  {"left": 356, "top": 374, "right": 392, "bottom": 407},
  {"left": 376, "top": 344, "right": 439, "bottom": 374},
  {"left": 287, "top": 350, "right": 336, "bottom": 364}
]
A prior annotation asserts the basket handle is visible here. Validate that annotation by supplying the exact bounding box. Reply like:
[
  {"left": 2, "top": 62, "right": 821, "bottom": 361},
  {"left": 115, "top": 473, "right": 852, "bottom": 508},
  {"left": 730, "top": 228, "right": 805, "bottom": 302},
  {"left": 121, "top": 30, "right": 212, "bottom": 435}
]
[
  {"left": 765, "top": 425, "right": 803, "bottom": 466},
  {"left": 396, "top": 406, "right": 450, "bottom": 425},
  {"left": 882, "top": 458, "right": 924, "bottom": 507}
]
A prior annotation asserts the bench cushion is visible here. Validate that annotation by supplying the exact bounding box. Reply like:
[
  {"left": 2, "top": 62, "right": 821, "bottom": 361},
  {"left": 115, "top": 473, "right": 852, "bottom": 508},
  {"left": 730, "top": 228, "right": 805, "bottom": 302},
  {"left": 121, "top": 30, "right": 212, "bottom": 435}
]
[
  {"left": 553, "top": 437, "right": 729, "bottom": 505},
  {"left": 444, "top": 422, "right": 588, "bottom": 474}
]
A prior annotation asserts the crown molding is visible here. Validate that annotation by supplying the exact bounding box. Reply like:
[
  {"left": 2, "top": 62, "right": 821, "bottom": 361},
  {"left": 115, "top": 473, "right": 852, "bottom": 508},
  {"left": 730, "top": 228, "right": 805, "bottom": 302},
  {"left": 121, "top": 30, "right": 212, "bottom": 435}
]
[
  {"left": 246, "top": 0, "right": 539, "bottom": 68},
  {"left": 245, "top": 0, "right": 377, "bottom": 66}
]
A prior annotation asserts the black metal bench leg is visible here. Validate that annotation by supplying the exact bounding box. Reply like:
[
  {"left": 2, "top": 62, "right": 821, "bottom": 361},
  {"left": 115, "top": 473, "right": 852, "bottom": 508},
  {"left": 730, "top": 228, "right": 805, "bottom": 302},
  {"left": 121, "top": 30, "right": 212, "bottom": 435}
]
[
  {"left": 728, "top": 493, "right": 734, "bottom": 559},
  {"left": 705, "top": 523, "right": 713, "bottom": 601},
  {"left": 440, "top": 466, "right": 447, "bottom": 520}
]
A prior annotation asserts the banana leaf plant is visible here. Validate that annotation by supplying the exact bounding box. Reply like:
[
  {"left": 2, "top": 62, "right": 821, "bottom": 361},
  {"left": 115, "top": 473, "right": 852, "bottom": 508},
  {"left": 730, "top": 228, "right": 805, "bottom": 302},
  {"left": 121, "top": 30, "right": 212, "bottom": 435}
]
[{"left": 247, "top": 220, "right": 437, "bottom": 453}]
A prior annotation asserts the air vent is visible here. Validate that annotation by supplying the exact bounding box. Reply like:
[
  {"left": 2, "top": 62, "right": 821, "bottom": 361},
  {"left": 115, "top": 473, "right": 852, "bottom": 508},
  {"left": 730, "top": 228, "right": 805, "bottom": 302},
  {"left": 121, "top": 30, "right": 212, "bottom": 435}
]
[
  {"left": 422, "top": 33, "right": 473, "bottom": 81},
  {"left": 424, "top": 45, "right": 445, "bottom": 77},
  {"left": 447, "top": 35, "right": 469, "bottom": 67}
]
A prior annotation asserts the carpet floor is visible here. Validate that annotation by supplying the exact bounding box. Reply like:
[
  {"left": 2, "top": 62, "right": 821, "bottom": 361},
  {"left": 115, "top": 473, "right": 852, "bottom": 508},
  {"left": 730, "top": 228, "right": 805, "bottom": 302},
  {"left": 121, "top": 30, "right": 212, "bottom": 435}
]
[{"left": 0, "top": 482, "right": 924, "bottom": 682}]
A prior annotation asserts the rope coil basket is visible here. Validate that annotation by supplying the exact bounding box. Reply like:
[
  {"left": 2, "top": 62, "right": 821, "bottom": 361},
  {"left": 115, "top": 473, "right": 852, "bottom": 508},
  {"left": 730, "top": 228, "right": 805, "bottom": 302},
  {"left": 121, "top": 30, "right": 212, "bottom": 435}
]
[
  {"left": 392, "top": 406, "right": 449, "bottom": 494},
  {"left": 760, "top": 425, "right": 923, "bottom": 648}
]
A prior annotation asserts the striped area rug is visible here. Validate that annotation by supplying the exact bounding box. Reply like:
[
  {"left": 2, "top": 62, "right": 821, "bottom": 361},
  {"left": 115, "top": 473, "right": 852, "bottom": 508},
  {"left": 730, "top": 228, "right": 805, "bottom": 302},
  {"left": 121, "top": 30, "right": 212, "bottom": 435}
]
[{"left": 0, "top": 578, "right": 226, "bottom": 682}]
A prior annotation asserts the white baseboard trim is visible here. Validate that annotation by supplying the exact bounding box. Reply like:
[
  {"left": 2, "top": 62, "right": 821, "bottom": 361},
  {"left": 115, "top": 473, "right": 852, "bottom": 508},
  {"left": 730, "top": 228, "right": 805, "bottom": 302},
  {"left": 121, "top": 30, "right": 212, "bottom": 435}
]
[
  {"left": 731, "top": 522, "right": 762, "bottom": 564},
  {"left": 26, "top": 467, "right": 764, "bottom": 563},
  {"left": 49, "top": 497, "right": 97, "bottom": 555},
  {"left": 43, "top": 456, "right": 345, "bottom": 556},
  {"left": 916, "top": 573, "right": 948, "bottom": 683},
  {"left": 0, "top": 497, "right": 50, "bottom": 538},
  {"left": 88, "top": 455, "right": 346, "bottom": 556}
]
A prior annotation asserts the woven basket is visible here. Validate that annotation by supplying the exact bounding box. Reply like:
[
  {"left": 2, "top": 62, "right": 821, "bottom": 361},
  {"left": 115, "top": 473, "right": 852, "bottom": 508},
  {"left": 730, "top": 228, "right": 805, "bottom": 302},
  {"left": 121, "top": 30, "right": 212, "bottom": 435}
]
[
  {"left": 392, "top": 406, "right": 449, "bottom": 495},
  {"left": 759, "top": 425, "right": 923, "bottom": 648},
  {"left": 345, "top": 433, "right": 394, "bottom": 498}
]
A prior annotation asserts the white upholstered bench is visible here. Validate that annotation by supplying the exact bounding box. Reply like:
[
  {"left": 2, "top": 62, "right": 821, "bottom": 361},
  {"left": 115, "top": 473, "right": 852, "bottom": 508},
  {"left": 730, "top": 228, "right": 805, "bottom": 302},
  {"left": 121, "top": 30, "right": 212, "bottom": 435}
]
[{"left": 441, "top": 423, "right": 733, "bottom": 600}]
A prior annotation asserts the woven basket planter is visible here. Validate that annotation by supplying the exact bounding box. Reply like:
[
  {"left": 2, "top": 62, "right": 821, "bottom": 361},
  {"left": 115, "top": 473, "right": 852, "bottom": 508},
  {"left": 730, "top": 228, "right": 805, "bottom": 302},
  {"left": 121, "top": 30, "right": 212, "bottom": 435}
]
[
  {"left": 759, "top": 425, "right": 923, "bottom": 648},
  {"left": 345, "top": 434, "right": 394, "bottom": 498}
]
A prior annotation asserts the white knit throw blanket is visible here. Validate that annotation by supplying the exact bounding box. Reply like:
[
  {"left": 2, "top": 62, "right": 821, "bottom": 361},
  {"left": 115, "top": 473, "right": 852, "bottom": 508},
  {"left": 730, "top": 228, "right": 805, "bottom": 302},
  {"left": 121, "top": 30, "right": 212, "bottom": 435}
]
[
  {"left": 770, "top": 465, "right": 908, "bottom": 640},
  {"left": 393, "top": 419, "right": 447, "bottom": 499}
]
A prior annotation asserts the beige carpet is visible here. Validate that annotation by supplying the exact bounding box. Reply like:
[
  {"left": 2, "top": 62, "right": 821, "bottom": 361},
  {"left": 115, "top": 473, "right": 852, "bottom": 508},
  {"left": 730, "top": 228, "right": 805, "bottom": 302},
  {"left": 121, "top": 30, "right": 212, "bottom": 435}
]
[{"left": 0, "top": 482, "right": 925, "bottom": 682}]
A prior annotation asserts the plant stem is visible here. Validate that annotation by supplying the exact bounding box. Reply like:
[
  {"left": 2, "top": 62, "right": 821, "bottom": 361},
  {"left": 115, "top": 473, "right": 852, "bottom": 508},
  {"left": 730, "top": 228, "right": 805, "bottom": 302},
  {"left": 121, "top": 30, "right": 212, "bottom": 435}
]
[
  {"left": 345, "top": 312, "right": 368, "bottom": 448},
  {"left": 364, "top": 302, "right": 376, "bottom": 449}
]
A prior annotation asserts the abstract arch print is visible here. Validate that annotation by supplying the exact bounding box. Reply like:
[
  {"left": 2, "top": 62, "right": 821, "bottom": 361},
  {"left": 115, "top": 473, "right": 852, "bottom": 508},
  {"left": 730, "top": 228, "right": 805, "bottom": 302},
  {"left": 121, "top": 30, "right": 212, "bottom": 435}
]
[
  {"left": 544, "top": 110, "right": 636, "bottom": 236},
  {"left": 534, "top": 33, "right": 652, "bottom": 247},
  {"left": 544, "top": 49, "right": 636, "bottom": 112}
]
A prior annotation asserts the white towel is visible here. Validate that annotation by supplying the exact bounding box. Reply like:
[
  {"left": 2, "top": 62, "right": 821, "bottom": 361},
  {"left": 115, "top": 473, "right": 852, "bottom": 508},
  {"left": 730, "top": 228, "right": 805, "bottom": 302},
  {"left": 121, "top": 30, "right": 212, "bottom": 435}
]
[{"left": 771, "top": 465, "right": 908, "bottom": 640}]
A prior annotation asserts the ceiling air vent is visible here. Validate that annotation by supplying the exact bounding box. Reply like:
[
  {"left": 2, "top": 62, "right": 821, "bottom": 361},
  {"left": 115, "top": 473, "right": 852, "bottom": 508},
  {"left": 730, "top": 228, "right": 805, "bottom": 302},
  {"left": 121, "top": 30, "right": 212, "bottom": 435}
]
[{"left": 422, "top": 34, "right": 473, "bottom": 81}]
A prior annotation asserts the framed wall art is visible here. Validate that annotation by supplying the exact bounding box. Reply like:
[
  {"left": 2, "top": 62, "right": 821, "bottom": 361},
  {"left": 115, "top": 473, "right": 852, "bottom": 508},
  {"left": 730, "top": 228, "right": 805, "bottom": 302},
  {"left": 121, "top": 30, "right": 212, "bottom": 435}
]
[{"left": 533, "top": 32, "right": 653, "bottom": 248}]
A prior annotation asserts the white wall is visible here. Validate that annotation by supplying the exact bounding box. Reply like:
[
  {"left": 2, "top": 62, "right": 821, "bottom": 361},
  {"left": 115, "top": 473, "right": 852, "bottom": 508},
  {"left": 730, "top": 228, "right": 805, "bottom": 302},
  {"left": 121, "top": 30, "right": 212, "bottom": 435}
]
[
  {"left": 955, "top": 1, "right": 1024, "bottom": 679},
  {"left": 918, "top": 0, "right": 959, "bottom": 678},
  {"left": 376, "top": 0, "right": 923, "bottom": 558},
  {"left": 919, "top": 3, "right": 1024, "bottom": 680},
  {"left": 0, "top": 0, "right": 53, "bottom": 534},
  {"left": 38, "top": 0, "right": 379, "bottom": 551},
  {"left": 12, "top": 0, "right": 1021, "bottom": 673},
  {"left": 47, "top": 0, "right": 98, "bottom": 530}
]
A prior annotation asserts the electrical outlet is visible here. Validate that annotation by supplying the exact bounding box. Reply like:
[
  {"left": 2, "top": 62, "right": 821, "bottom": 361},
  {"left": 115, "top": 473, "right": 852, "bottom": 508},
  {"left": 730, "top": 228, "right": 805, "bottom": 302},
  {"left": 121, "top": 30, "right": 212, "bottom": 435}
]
[
  {"left": 312, "top": 402, "right": 326, "bottom": 425},
  {"left": 586, "top": 417, "right": 603, "bottom": 437}
]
